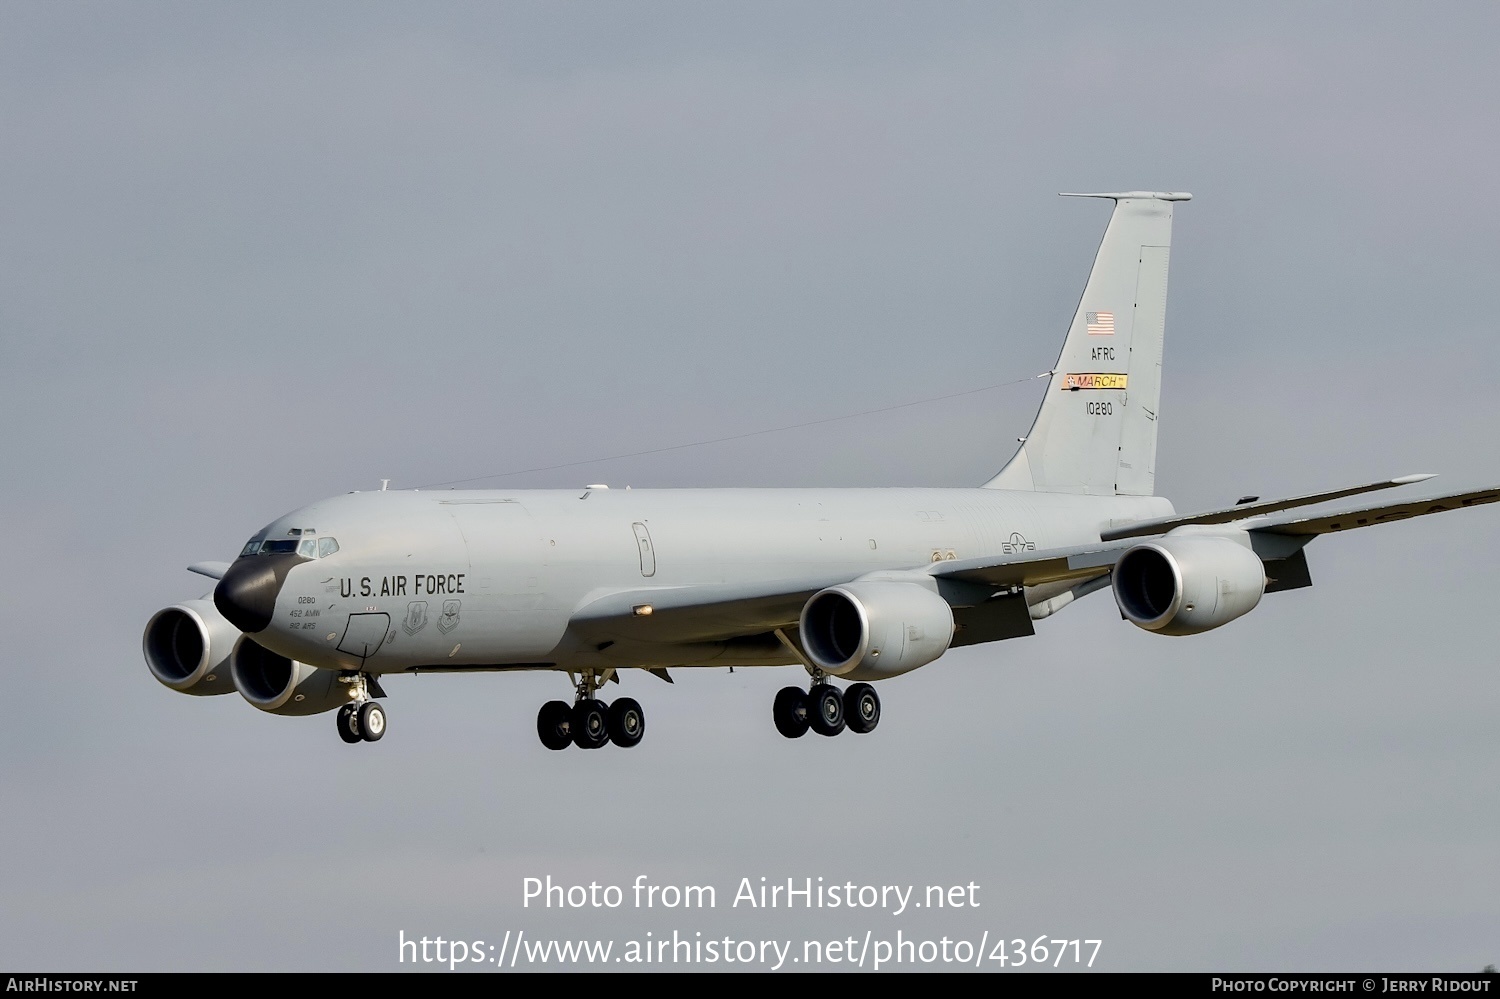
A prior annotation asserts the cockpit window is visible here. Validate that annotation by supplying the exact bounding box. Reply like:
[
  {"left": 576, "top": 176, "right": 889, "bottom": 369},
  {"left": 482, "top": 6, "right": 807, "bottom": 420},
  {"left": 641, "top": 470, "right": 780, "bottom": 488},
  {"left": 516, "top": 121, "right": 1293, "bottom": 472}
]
[{"left": 241, "top": 535, "right": 338, "bottom": 558}]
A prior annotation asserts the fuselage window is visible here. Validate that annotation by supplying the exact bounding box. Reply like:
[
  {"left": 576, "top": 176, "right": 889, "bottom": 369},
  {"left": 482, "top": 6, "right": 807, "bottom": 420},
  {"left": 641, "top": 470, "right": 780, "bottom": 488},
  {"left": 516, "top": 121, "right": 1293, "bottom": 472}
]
[{"left": 318, "top": 537, "right": 340, "bottom": 558}]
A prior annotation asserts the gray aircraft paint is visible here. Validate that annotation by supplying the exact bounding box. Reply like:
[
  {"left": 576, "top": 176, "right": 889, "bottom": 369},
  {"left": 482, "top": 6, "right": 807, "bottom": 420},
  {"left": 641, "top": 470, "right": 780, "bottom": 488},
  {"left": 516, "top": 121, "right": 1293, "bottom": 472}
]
[
  {"left": 218, "top": 193, "right": 1189, "bottom": 682},
  {"left": 155, "top": 192, "right": 1500, "bottom": 730},
  {"left": 240, "top": 485, "right": 1172, "bottom": 673},
  {"left": 987, "top": 192, "right": 1187, "bottom": 496},
  {"left": 10, "top": 8, "right": 1495, "bottom": 974}
]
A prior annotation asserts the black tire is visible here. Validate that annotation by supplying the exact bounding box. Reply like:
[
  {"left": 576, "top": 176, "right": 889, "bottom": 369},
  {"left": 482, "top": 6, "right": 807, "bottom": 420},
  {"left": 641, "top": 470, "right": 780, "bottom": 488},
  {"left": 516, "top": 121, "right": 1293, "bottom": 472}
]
[
  {"left": 537, "top": 700, "right": 573, "bottom": 751},
  {"left": 572, "top": 699, "right": 610, "bottom": 749},
  {"left": 358, "top": 701, "right": 386, "bottom": 742},
  {"left": 607, "top": 697, "right": 645, "bottom": 748},
  {"left": 807, "top": 684, "right": 846, "bottom": 737},
  {"left": 336, "top": 703, "right": 362, "bottom": 744},
  {"left": 844, "top": 682, "right": 880, "bottom": 734},
  {"left": 773, "top": 686, "right": 810, "bottom": 739}
]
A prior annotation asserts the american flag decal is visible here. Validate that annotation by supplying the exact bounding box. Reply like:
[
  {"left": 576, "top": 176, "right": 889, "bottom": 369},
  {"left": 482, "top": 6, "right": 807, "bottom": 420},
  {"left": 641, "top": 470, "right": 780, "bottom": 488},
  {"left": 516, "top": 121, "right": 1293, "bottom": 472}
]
[{"left": 1086, "top": 311, "right": 1115, "bottom": 336}]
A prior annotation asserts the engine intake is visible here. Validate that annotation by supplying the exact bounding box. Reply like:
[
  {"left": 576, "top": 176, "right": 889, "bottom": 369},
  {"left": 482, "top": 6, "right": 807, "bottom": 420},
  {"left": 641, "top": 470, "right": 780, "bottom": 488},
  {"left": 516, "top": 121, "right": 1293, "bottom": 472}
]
[
  {"left": 799, "top": 579, "right": 954, "bottom": 681},
  {"left": 229, "top": 637, "right": 348, "bottom": 716},
  {"left": 1113, "top": 531, "right": 1267, "bottom": 636},
  {"left": 143, "top": 599, "right": 239, "bottom": 695}
]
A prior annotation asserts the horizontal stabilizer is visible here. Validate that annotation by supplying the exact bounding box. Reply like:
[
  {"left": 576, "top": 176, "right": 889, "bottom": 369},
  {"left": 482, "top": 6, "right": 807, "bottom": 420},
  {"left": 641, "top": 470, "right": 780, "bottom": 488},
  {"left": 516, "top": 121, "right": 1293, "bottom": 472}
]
[
  {"left": 187, "top": 561, "right": 230, "bottom": 580},
  {"left": 1101, "top": 475, "right": 1437, "bottom": 541},
  {"left": 1250, "top": 484, "right": 1500, "bottom": 537}
]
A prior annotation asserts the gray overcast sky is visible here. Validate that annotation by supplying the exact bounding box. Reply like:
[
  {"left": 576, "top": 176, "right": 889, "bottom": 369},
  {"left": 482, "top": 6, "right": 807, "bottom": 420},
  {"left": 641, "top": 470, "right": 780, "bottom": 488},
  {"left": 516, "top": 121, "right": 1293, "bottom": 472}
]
[{"left": 2, "top": 1, "right": 1497, "bottom": 972}]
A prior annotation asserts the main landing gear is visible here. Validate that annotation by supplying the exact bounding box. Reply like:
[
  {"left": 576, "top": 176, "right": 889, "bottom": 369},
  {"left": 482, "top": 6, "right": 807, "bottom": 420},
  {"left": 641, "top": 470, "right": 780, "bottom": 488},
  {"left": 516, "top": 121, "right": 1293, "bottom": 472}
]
[
  {"left": 537, "top": 669, "right": 645, "bottom": 751},
  {"left": 334, "top": 672, "right": 386, "bottom": 744},
  {"left": 773, "top": 677, "right": 880, "bottom": 739}
]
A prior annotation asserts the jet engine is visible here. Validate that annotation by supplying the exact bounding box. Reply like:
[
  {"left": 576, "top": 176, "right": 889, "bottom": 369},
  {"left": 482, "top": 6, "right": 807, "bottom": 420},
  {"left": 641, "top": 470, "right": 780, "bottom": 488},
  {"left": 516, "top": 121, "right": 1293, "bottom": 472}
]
[
  {"left": 143, "top": 598, "right": 240, "bottom": 695},
  {"left": 799, "top": 580, "right": 955, "bottom": 681},
  {"left": 229, "top": 637, "right": 349, "bottom": 716},
  {"left": 1112, "top": 531, "right": 1267, "bottom": 636}
]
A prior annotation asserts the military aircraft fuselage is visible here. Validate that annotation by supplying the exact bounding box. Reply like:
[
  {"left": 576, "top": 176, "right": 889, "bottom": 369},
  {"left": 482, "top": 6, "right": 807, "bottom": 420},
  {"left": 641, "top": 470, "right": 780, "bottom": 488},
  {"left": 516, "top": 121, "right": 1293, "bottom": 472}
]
[{"left": 215, "top": 486, "right": 1172, "bottom": 674}]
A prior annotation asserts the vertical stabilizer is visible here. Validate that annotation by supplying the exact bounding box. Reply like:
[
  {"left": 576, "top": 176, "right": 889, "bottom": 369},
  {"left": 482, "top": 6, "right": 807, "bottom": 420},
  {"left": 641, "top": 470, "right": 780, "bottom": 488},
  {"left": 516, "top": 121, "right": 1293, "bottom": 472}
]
[{"left": 986, "top": 192, "right": 1187, "bottom": 496}]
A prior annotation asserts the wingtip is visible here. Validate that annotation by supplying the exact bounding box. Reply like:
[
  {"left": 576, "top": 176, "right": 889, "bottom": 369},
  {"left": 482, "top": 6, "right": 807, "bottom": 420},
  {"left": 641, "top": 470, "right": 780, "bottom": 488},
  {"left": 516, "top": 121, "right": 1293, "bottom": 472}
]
[{"left": 1392, "top": 473, "right": 1438, "bottom": 485}]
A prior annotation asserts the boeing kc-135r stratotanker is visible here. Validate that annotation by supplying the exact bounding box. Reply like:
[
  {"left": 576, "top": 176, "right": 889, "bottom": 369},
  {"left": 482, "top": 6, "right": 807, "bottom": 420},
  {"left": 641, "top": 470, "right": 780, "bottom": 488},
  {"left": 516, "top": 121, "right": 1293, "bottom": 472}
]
[{"left": 144, "top": 192, "right": 1500, "bottom": 749}]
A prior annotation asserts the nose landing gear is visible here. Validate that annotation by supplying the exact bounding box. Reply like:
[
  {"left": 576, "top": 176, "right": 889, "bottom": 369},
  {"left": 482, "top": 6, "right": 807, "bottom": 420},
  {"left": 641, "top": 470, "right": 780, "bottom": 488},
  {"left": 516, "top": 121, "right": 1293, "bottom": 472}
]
[
  {"left": 334, "top": 672, "right": 386, "bottom": 743},
  {"left": 535, "top": 670, "right": 646, "bottom": 751}
]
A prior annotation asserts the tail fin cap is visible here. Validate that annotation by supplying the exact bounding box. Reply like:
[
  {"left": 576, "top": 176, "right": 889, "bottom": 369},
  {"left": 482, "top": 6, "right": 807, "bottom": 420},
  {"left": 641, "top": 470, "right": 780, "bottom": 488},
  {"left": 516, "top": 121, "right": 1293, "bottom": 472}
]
[{"left": 1060, "top": 191, "right": 1192, "bottom": 201}]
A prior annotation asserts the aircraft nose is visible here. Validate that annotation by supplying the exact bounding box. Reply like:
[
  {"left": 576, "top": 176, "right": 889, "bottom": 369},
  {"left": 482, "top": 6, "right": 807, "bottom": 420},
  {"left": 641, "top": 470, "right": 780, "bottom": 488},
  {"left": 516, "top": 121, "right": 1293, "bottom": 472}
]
[{"left": 215, "top": 556, "right": 292, "bottom": 633}]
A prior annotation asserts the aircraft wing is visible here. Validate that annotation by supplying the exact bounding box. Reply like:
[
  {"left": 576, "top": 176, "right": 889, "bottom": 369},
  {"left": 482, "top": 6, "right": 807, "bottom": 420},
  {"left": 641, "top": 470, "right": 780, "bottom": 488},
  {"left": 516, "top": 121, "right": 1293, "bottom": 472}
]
[
  {"left": 569, "top": 541, "right": 1139, "bottom": 646},
  {"left": 187, "top": 561, "right": 231, "bottom": 580},
  {"left": 1246, "top": 484, "right": 1500, "bottom": 537},
  {"left": 564, "top": 481, "right": 1500, "bottom": 649},
  {"left": 1100, "top": 474, "right": 1435, "bottom": 541},
  {"left": 926, "top": 540, "right": 1133, "bottom": 589}
]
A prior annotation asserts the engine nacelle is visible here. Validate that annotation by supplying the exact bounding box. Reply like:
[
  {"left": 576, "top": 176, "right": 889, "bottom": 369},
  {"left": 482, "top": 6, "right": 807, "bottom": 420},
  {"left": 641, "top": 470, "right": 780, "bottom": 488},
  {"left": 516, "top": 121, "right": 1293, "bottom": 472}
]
[
  {"left": 1112, "top": 530, "right": 1267, "bottom": 636},
  {"left": 799, "top": 579, "right": 955, "bottom": 681},
  {"left": 143, "top": 598, "right": 240, "bottom": 695},
  {"left": 229, "top": 636, "right": 349, "bottom": 716}
]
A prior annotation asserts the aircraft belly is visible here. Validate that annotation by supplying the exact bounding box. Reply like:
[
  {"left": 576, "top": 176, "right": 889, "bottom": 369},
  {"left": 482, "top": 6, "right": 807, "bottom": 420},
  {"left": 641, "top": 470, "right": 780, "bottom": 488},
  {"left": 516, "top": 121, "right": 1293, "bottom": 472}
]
[{"left": 557, "top": 633, "right": 794, "bottom": 671}]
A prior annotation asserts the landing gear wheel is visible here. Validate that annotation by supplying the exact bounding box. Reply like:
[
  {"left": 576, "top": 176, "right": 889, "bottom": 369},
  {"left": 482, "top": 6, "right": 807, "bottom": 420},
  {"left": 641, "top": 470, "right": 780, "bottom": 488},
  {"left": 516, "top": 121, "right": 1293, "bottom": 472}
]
[
  {"left": 808, "top": 684, "right": 846, "bottom": 737},
  {"left": 357, "top": 701, "right": 386, "bottom": 742},
  {"left": 572, "top": 699, "right": 610, "bottom": 749},
  {"left": 844, "top": 682, "right": 880, "bottom": 734},
  {"left": 773, "top": 686, "right": 811, "bottom": 739},
  {"left": 607, "top": 698, "right": 645, "bottom": 748},
  {"left": 336, "top": 703, "right": 362, "bottom": 744},
  {"left": 537, "top": 700, "right": 573, "bottom": 751}
]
